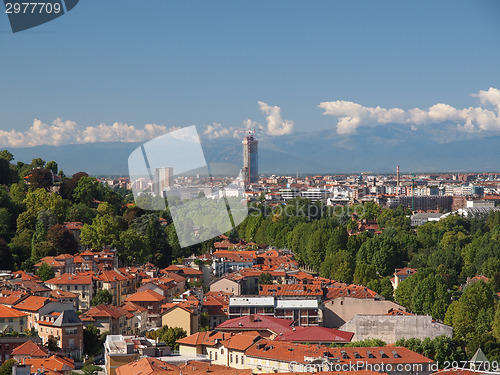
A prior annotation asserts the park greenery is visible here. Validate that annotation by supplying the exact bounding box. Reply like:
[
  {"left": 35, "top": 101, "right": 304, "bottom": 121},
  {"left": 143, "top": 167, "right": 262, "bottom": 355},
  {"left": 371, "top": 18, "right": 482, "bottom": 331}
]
[{"left": 2, "top": 150, "right": 500, "bottom": 360}]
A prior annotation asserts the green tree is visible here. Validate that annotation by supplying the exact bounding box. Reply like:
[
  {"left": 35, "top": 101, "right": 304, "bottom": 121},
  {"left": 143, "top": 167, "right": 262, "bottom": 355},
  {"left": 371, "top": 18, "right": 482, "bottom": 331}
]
[
  {"left": 80, "top": 215, "right": 123, "bottom": 250},
  {"left": 82, "top": 364, "right": 102, "bottom": 375},
  {"left": 0, "top": 239, "right": 14, "bottom": 271},
  {"left": 9, "top": 230, "right": 33, "bottom": 268},
  {"left": 83, "top": 325, "right": 103, "bottom": 356},
  {"left": 146, "top": 326, "right": 187, "bottom": 350},
  {"left": 47, "top": 223, "right": 78, "bottom": 255},
  {"left": 116, "top": 229, "right": 150, "bottom": 265},
  {"left": 353, "top": 264, "right": 378, "bottom": 285},
  {"left": 28, "top": 168, "right": 53, "bottom": 190},
  {"left": 258, "top": 272, "right": 273, "bottom": 285},
  {"left": 37, "top": 262, "right": 55, "bottom": 281},
  {"left": 0, "top": 359, "right": 16, "bottom": 375},
  {"left": 91, "top": 290, "right": 113, "bottom": 306},
  {"left": 357, "top": 236, "right": 405, "bottom": 276},
  {"left": 46, "top": 160, "right": 58, "bottom": 175},
  {"left": 452, "top": 281, "right": 495, "bottom": 341},
  {"left": 72, "top": 176, "right": 103, "bottom": 205},
  {"left": 47, "top": 335, "right": 59, "bottom": 351},
  {"left": 31, "top": 241, "right": 57, "bottom": 262}
]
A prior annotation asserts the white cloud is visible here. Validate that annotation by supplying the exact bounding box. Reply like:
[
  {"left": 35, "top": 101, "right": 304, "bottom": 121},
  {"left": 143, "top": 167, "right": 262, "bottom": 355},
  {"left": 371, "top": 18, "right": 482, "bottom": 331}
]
[
  {"left": 0, "top": 118, "right": 176, "bottom": 148},
  {"left": 202, "top": 102, "right": 293, "bottom": 139},
  {"left": 258, "top": 101, "right": 294, "bottom": 135},
  {"left": 319, "top": 87, "right": 500, "bottom": 135},
  {"left": 203, "top": 123, "right": 234, "bottom": 140}
]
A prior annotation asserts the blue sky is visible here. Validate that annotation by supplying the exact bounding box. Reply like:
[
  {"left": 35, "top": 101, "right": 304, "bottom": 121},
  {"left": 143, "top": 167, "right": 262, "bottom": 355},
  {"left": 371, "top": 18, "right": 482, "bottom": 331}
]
[{"left": 1, "top": 0, "right": 500, "bottom": 146}]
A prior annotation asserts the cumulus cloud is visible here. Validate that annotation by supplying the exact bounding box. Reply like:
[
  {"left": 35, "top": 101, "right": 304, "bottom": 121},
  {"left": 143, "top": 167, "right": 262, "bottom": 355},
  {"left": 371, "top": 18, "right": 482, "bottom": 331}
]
[
  {"left": 319, "top": 87, "right": 500, "bottom": 135},
  {"left": 202, "top": 102, "right": 293, "bottom": 139},
  {"left": 203, "top": 123, "right": 234, "bottom": 140},
  {"left": 0, "top": 118, "right": 176, "bottom": 148},
  {"left": 258, "top": 101, "right": 294, "bottom": 135}
]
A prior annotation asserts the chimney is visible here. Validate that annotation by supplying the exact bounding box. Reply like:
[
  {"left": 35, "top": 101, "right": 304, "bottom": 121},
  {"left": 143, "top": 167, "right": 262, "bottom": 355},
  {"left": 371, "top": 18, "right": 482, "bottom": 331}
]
[
  {"left": 249, "top": 315, "right": 254, "bottom": 323},
  {"left": 397, "top": 166, "right": 400, "bottom": 191}
]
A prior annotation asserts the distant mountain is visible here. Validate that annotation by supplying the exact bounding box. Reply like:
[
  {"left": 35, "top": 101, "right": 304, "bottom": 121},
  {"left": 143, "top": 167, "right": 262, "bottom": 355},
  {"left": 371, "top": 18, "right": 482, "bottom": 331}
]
[{"left": 8, "top": 125, "right": 500, "bottom": 176}]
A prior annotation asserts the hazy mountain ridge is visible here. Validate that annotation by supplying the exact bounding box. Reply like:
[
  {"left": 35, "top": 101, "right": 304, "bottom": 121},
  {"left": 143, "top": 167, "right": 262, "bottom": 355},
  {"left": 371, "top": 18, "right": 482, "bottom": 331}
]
[{"left": 7, "top": 125, "right": 500, "bottom": 175}]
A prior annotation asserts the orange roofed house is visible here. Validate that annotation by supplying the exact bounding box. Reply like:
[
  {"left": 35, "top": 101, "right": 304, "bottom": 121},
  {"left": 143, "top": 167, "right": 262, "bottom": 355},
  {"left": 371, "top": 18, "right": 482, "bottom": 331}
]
[
  {"left": 125, "top": 290, "right": 166, "bottom": 328},
  {"left": 0, "top": 304, "right": 28, "bottom": 332},
  {"left": 37, "top": 309, "right": 84, "bottom": 359},
  {"left": 45, "top": 273, "right": 95, "bottom": 311}
]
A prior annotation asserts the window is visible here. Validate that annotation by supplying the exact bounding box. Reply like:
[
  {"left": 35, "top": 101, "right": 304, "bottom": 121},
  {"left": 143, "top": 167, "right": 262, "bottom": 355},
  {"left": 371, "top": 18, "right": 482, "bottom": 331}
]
[
  {"left": 8, "top": 318, "right": 13, "bottom": 323},
  {"left": 242, "top": 356, "right": 244, "bottom": 364},
  {"left": 210, "top": 352, "right": 212, "bottom": 360},
  {"left": 215, "top": 352, "right": 218, "bottom": 360},
  {"left": 230, "top": 354, "right": 233, "bottom": 363},
  {"left": 235, "top": 355, "right": 238, "bottom": 364}
]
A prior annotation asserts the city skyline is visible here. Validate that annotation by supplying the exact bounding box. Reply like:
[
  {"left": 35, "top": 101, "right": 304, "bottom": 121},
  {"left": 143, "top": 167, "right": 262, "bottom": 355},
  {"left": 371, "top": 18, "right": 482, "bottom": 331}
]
[{"left": 1, "top": 1, "right": 500, "bottom": 155}]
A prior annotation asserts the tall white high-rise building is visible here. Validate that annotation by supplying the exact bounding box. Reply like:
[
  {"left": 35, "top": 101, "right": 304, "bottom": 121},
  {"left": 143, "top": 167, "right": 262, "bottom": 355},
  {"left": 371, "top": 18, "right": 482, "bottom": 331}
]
[{"left": 154, "top": 167, "right": 173, "bottom": 196}]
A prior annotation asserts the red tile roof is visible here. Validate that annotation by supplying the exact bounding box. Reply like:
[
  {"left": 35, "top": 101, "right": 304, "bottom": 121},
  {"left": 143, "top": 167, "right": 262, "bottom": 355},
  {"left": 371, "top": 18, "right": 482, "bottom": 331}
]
[
  {"left": 259, "top": 283, "right": 323, "bottom": 297},
  {"left": 179, "top": 360, "right": 253, "bottom": 375},
  {"left": 11, "top": 340, "right": 48, "bottom": 357},
  {"left": 24, "top": 355, "right": 74, "bottom": 372},
  {"left": 394, "top": 267, "right": 417, "bottom": 277},
  {"left": 50, "top": 289, "right": 79, "bottom": 299},
  {"left": 125, "top": 289, "right": 165, "bottom": 302},
  {"left": 97, "top": 270, "right": 127, "bottom": 282},
  {"left": 45, "top": 273, "right": 93, "bottom": 285},
  {"left": 12, "top": 270, "right": 40, "bottom": 281},
  {"left": 0, "top": 304, "right": 28, "bottom": 318},
  {"left": 80, "top": 304, "right": 133, "bottom": 320},
  {"left": 216, "top": 314, "right": 294, "bottom": 336},
  {"left": 326, "top": 284, "right": 378, "bottom": 300},
  {"left": 0, "top": 290, "right": 27, "bottom": 305},
  {"left": 245, "top": 340, "right": 432, "bottom": 367},
  {"left": 274, "top": 326, "right": 354, "bottom": 343},
  {"left": 13, "top": 296, "right": 48, "bottom": 312},
  {"left": 116, "top": 357, "right": 179, "bottom": 375}
]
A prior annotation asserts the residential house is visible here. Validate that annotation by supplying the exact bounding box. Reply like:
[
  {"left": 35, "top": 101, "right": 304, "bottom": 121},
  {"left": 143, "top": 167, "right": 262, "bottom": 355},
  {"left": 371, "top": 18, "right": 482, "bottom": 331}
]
[
  {"left": 97, "top": 270, "right": 128, "bottom": 305},
  {"left": 121, "top": 302, "right": 148, "bottom": 336},
  {"left": 23, "top": 355, "right": 75, "bottom": 375},
  {"left": 80, "top": 304, "right": 135, "bottom": 335},
  {"left": 161, "top": 304, "right": 199, "bottom": 336},
  {"left": 391, "top": 267, "right": 417, "bottom": 289},
  {"left": 0, "top": 336, "right": 43, "bottom": 363},
  {"left": 0, "top": 304, "right": 28, "bottom": 332},
  {"left": 13, "top": 296, "right": 72, "bottom": 330},
  {"left": 125, "top": 290, "right": 166, "bottom": 328},
  {"left": 274, "top": 326, "right": 354, "bottom": 344},
  {"left": 202, "top": 291, "right": 230, "bottom": 329},
  {"left": 322, "top": 284, "right": 404, "bottom": 327},
  {"left": 50, "top": 289, "right": 79, "bottom": 311},
  {"left": 34, "top": 254, "right": 75, "bottom": 277},
  {"left": 210, "top": 277, "right": 242, "bottom": 296},
  {"left": 37, "top": 309, "right": 84, "bottom": 360},
  {"left": 211, "top": 251, "right": 256, "bottom": 278},
  {"left": 45, "top": 273, "right": 94, "bottom": 311},
  {"left": 11, "top": 339, "right": 48, "bottom": 361}
]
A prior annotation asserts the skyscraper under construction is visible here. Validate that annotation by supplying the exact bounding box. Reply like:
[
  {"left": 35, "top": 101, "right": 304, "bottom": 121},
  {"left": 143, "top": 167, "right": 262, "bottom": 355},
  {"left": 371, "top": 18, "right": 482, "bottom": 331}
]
[{"left": 241, "top": 133, "right": 258, "bottom": 183}]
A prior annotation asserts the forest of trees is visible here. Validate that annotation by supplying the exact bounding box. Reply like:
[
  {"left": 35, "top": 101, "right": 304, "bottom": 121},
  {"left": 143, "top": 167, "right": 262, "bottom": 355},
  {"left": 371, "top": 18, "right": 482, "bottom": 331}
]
[
  {"left": 0, "top": 151, "right": 215, "bottom": 273},
  {"left": 3, "top": 150, "right": 500, "bottom": 361}
]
